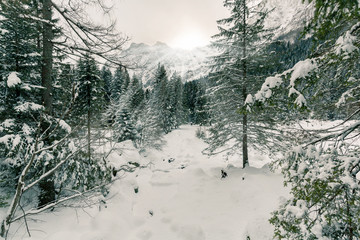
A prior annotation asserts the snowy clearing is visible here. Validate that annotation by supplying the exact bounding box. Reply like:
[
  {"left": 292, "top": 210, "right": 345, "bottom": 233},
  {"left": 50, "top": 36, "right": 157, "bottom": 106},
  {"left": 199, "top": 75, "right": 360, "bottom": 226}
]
[{"left": 1, "top": 125, "right": 288, "bottom": 240}]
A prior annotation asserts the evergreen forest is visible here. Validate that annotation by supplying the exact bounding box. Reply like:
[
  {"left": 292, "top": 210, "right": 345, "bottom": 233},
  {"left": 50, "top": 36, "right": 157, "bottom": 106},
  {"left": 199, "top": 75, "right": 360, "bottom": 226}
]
[{"left": 0, "top": 0, "right": 359, "bottom": 239}]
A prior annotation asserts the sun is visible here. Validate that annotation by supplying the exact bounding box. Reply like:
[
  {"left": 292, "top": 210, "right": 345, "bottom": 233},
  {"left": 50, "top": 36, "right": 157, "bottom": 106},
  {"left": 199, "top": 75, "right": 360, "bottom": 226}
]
[{"left": 170, "top": 31, "right": 209, "bottom": 50}]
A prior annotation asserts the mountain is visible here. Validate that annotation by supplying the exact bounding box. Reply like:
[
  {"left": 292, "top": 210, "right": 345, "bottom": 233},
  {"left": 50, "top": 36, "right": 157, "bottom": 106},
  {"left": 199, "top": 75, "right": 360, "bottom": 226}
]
[
  {"left": 123, "top": 42, "right": 214, "bottom": 86},
  {"left": 261, "top": 0, "right": 314, "bottom": 41},
  {"left": 122, "top": 0, "right": 313, "bottom": 86}
]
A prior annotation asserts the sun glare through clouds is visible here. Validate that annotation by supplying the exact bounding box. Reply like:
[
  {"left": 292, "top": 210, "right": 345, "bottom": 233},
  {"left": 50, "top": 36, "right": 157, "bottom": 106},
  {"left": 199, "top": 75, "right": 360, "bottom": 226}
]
[{"left": 170, "top": 31, "right": 209, "bottom": 50}]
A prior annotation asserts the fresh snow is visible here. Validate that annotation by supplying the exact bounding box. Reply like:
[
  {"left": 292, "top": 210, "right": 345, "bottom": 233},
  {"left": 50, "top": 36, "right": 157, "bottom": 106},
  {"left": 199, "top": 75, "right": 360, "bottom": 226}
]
[
  {"left": 335, "top": 24, "right": 360, "bottom": 56},
  {"left": 289, "top": 59, "right": 317, "bottom": 86},
  {"left": 253, "top": 58, "right": 317, "bottom": 107},
  {"left": 7, "top": 72, "right": 22, "bottom": 88},
  {"left": 14, "top": 102, "right": 44, "bottom": 112},
  {"left": 1, "top": 125, "right": 289, "bottom": 240},
  {"left": 59, "top": 119, "right": 71, "bottom": 133}
]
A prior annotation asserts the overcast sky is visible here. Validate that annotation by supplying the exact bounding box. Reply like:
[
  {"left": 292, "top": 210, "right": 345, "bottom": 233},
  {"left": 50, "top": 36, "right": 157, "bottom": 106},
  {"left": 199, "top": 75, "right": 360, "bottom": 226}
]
[{"left": 111, "top": 0, "right": 229, "bottom": 49}]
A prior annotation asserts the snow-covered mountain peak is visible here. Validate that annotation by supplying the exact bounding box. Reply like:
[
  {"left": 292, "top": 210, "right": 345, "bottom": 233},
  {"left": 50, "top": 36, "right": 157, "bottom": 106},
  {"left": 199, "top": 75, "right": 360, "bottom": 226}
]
[
  {"left": 124, "top": 42, "right": 214, "bottom": 86},
  {"left": 123, "top": 0, "right": 313, "bottom": 86}
]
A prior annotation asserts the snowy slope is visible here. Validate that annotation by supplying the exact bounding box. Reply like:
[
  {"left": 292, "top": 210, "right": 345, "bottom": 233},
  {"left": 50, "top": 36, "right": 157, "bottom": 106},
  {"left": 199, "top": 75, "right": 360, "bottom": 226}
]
[
  {"left": 1, "top": 125, "right": 289, "bottom": 240},
  {"left": 124, "top": 42, "right": 213, "bottom": 86},
  {"left": 261, "top": 0, "right": 313, "bottom": 40}
]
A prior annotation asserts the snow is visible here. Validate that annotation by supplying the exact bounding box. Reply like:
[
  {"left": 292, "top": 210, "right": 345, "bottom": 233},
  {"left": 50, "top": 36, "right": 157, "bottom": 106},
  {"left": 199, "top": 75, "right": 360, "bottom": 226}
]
[
  {"left": 7, "top": 72, "right": 22, "bottom": 87},
  {"left": 59, "top": 119, "right": 71, "bottom": 133},
  {"left": 289, "top": 59, "right": 317, "bottom": 87},
  {"left": 123, "top": 42, "right": 214, "bottom": 85},
  {"left": 0, "top": 134, "right": 13, "bottom": 146},
  {"left": 260, "top": 0, "right": 312, "bottom": 41},
  {"left": 1, "top": 119, "right": 15, "bottom": 128},
  {"left": 254, "top": 59, "right": 317, "bottom": 107},
  {"left": 245, "top": 94, "right": 253, "bottom": 104},
  {"left": 335, "top": 83, "right": 360, "bottom": 107},
  {"left": 335, "top": 25, "right": 359, "bottom": 55},
  {"left": 1, "top": 125, "right": 289, "bottom": 240},
  {"left": 14, "top": 102, "right": 44, "bottom": 112}
]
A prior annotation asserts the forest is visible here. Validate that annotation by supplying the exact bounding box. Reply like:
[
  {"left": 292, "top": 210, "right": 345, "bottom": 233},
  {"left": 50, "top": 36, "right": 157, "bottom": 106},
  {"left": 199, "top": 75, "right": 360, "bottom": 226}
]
[{"left": 0, "top": 0, "right": 359, "bottom": 239}]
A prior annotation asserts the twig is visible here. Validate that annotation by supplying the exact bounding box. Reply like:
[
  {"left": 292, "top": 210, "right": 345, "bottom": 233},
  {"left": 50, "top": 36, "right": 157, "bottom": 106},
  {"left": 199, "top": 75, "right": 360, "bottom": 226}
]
[{"left": 19, "top": 204, "right": 31, "bottom": 238}]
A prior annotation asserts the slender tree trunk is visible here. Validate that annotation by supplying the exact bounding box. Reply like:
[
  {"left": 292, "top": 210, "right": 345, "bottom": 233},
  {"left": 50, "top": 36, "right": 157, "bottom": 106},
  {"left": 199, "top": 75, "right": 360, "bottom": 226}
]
[
  {"left": 38, "top": 0, "right": 56, "bottom": 208},
  {"left": 87, "top": 79, "right": 91, "bottom": 163},
  {"left": 242, "top": 0, "right": 249, "bottom": 168},
  {"left": 41, "top": 0, "right": 53, "bottom": 114},
  {"left": 87, "top": 108, "right": 91, "bottom": 162}
]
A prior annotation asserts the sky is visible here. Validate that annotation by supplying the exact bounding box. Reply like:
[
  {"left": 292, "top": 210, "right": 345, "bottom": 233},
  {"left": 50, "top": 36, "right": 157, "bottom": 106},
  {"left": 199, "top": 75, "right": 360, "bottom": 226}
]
[{"left": 111, "top": 0, "right": 229, "bottom": 49}]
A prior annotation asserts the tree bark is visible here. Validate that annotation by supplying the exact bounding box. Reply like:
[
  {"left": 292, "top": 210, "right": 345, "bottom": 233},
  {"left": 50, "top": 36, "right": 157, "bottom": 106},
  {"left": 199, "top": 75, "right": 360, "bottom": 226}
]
[
  {"left": 38, "top": 0, "right": 56, "bottom": 208},
  {"left": 242, "top": 0, "right": 249, "bottom": 168},
  {"left": 87, "top": 72, "right": 92, "bottom": 163},
  {"left": 41, "top": 0, "right": 53, "bottom": 114}
]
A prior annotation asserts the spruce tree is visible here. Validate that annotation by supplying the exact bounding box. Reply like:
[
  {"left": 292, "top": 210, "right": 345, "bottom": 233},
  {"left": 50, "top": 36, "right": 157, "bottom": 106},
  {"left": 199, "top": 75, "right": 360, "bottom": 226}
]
[
  {"left": 74, "top": 56, "right": 104, "bottom": 162},
  {"left": 152, "top": 64, "right": 172, "bottom": 133},
  {"left": 101, "top": 66, "right": 113, "bottom": 104},
  {"left": 267, "top": 1, "right": 360, "bottom": 239},
  {"left": 168, "top": 73, "right": 184, "bottom": 128},
  {"left": 206, "top": 0, "right": 273, "bottom": 168},
  {"left": 0, "top": 0, "right": 125, "bottom": 235},
  {"left": 111, "top": 66, "right": 129, "bottom": 102}
]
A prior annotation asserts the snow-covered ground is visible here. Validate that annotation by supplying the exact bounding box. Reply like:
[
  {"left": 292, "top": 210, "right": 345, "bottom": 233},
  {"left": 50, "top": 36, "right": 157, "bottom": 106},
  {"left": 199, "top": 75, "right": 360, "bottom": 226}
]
[{"left": 2, "top": 125, "right": 289, "bottom": 240}]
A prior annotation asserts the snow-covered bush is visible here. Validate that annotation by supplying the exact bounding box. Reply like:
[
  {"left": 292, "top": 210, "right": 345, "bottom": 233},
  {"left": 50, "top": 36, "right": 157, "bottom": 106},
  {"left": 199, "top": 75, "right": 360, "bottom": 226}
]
[{"left": 270, "top": 145, "right": 360, "bottom": 239}]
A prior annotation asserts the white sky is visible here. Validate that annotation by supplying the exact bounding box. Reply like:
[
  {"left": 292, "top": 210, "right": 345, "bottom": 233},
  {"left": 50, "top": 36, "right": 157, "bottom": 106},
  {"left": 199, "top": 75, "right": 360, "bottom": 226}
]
[{"left": 110, "top": 0, "right": 229, "bottom": 49}]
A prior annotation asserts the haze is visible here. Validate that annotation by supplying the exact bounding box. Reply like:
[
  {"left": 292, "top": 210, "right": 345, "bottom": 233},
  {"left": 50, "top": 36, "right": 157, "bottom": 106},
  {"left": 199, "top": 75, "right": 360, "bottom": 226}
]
[{"left": 113, "top": 0, "right": 229, "bottom": 49}]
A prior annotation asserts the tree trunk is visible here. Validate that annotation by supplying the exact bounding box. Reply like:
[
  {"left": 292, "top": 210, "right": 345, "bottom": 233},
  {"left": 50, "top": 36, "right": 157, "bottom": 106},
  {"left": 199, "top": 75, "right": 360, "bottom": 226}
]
[
  {"left": 242, "top": 0, "right": 249, "bottom": 168},
  {"left": 38, "top": 0, "right": 56, "bottom": 208},
  {"left": 87, "top": 108, "right": 91, "bottom": 162},
  {"left": 41, "top": 0, "right": 53, "bottom": 114},
  {"left": 87, "top": 78, "right": 92, "bottom": 163}
]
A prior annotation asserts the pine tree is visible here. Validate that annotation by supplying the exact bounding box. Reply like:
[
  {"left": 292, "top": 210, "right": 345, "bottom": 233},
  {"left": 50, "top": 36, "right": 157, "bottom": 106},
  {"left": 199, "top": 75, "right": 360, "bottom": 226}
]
[
  {"left": 183, "top": 80, "right": 201, "bottom": 124},
  {"left": 206, "top": 0, "right": 274, "bottom": 168},
  {"left": 111, "top": 66, "right": 129, "bottom": 102},
  {"left": 152, "top": 64, "right": 172, "bottom": 133},
  {"left": 267, "top": 1, "right": 360, "bottom": 239},
  {"left": 168, "top": 73, "right": 184, "bottom": 128},
  {"left": 129, "top": 75, "right": 145, "bottom": 111},
  {"left": 194, "top": 81, "right": 209, "bottom": 125},
  {"left": 0, "top": 0, "right": 126, "bottom": 236},
  {"left": 101, "top": 66, "right": 113, "bottom": 104},
  {"left": 135, "top": 98, "right": 164, "bottom": 151},
  {"left": 74, "top": 56, "right": 105, "bottom": 161},
  {"left": 0, "top": 0, "right": 42, "bottom": 200}
]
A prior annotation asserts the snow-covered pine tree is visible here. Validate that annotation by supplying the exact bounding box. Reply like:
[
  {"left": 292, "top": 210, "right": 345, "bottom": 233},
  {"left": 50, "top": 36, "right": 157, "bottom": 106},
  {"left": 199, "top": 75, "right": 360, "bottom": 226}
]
[
  {"left": 1, "top": 0, "right": 125, "bottom": 236},
  {"left": 101, "top": 66, "right": 113, "bottom": 104},
  {"left": 129, "top": 74, "right": 145, "bottom": 112},
  {"left": 168, "top": 73, "right": 184, "bottom": 129},
  {"left": 74, "top": 56, "right": 105, "bottom": 161},
  {"left": 267, "top": 1, "right": 360, "bottom": 239},
  {"left": 182, "top": 80, "right": 209, "bottom": 125},
  {"left": 135, "top": 98, "right": 164, "bottom": 151},
  {"left": 194, "top": 80, "right": 209, "bottom": 126},
  {"left": 0, "top": 0, "right": 42, "bottom": 198},
  {"left": 206, "top": 0, "right": 275, "bottom": 168},
  {"left": 112, "top": 90, "right": 137, "bottom": 143},
  {"left": 111, "top": 66, "right": 129, "bottom": 102},
  {"left": 152, "top": 64, "right": 172, "bottom": 133}
]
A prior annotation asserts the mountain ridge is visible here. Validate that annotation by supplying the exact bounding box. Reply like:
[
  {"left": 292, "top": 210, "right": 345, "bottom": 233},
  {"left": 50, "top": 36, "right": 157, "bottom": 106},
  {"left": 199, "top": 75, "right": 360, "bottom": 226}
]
[{"left": 123, "top": 0, "right": 313, "bottom": 86}]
